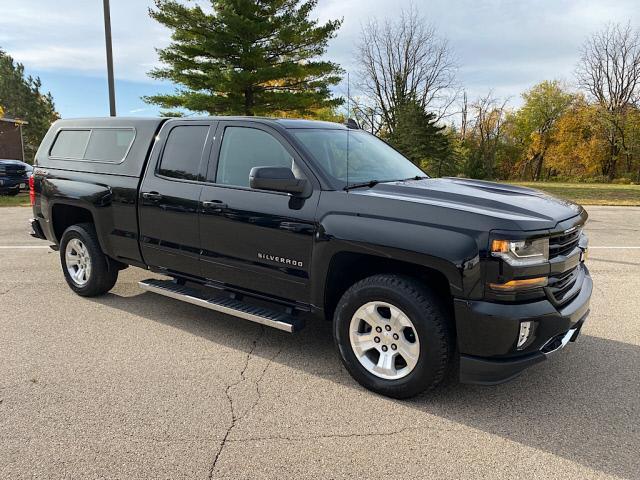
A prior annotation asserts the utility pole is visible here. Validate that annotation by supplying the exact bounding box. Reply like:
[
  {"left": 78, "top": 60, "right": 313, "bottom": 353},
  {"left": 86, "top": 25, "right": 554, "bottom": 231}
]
[{"left": 103, "top": 0, "right": 116, "bottom": 116}]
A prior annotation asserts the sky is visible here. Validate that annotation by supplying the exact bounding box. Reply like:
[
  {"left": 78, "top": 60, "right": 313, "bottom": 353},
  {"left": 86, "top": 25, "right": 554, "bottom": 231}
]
[{"left": 0, "top": 0, "right": 638, "bottom": 119}]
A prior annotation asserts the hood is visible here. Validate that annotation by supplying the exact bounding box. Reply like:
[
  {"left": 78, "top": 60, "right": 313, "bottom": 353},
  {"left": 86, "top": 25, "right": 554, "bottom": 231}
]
[
  {"left": 353, "top": 177, "right": 584, "bottom": 231},
  {"left": 0, "top": 159, "right": 27, "bottom": 166}
]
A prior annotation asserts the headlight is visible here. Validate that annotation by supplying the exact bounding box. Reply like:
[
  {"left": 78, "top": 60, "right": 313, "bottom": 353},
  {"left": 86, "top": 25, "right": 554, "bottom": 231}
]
[{"left": 491, "top": 238, "right": 549, "bottom": 266}]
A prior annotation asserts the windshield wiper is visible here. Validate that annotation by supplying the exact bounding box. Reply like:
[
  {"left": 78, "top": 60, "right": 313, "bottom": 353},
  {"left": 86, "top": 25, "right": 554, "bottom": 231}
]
[
  {"left": 387, "top": 175, "right": 429, "bottom": 183},
  {"left": 343, "top": 176, "right": 427, "bottom": 191},
  {"left": 343, "top": 180, "right": 380, "bottom": 191}
]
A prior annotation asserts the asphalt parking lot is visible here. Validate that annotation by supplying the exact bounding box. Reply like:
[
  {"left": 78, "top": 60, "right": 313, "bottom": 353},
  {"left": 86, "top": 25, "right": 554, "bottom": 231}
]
[{"left": 0, "top": 205, "right": 638, "bottom": 479}]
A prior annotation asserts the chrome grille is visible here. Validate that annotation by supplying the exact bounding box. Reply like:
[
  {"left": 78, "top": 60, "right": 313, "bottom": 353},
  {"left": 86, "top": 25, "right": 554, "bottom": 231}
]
[{"left": 549, "top": 228, "right": 581, "bottom": 258}]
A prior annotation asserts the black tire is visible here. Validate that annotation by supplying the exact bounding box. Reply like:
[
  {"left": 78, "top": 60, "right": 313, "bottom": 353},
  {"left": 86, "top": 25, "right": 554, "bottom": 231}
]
[
  {"left": 333, "top": 274, "right": 452, "bottom": 399},
  {"left": 7, "top": 189, "right": 19, "bottom": 196},
  {"left": 59, "top": 223, "right": 118, "bottom": 297}
]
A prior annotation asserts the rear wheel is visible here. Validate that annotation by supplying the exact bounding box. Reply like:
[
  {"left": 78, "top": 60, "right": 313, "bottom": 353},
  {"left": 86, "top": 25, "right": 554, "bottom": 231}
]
[
  {"left": 60, "top": 223, "right": 118, "bottom": 297},
  {"left": 333, "top": 274, "right": 452, "bottom": 399}
]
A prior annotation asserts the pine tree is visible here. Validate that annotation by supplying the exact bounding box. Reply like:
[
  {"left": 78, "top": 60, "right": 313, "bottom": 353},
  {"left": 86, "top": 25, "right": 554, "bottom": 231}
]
[
  {"left": 388, "top": 99, "right": 454, "bottom": 176},
  {"left": 145, "top": 0, "right": 344, "bottom": 116},
  {"left": 0, "top": 49, "right": 59, "bottom": 162}
]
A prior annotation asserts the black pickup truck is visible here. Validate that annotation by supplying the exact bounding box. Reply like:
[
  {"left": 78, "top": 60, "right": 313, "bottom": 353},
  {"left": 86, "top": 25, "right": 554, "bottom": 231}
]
[{"left": 29, "top": 117, "right": 592, "bottom": 398}]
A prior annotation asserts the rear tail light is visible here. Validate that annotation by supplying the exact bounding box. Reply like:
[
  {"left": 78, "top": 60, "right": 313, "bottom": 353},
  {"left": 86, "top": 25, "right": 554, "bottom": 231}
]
[{"left": 29, "top": 174, "right": 35, "bottom": 206}]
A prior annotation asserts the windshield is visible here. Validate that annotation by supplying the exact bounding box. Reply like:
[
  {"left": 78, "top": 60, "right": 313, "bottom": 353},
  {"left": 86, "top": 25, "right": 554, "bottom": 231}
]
[{"left": 291, "top": 129, "right": 426, "bottom": 186}]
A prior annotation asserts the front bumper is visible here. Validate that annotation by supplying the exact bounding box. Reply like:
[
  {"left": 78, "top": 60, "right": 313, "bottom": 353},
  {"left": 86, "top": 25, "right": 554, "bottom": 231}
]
[
  {"left": 455, "top": 265, "right": 592, "bottom": 385},
  {"left": 0, "top": 177, "right": 28, "bottom": 192}
]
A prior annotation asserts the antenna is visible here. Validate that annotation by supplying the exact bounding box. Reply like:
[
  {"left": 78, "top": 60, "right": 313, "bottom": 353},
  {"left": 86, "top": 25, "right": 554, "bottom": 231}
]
[{"left": 346, "top": 72, "right": 350, "bottom": 188}]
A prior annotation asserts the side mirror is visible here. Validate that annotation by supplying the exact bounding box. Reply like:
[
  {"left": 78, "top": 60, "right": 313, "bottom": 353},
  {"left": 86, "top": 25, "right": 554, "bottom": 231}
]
[{"left": 249, "top": 166, "right": 308, "bottom": 195}]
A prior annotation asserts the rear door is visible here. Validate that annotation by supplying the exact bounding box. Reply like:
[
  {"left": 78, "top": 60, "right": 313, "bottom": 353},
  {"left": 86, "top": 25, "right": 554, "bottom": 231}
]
[
  {"left": 138, "top": 120, "right": 215, "bottom": 276},
  {"left": 198, "top": 121, "right": 319, "bottom": 302}
]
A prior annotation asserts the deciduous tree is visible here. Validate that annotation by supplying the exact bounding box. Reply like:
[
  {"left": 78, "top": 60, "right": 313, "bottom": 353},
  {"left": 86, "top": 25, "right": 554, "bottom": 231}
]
[
  {"left": 355, "top": 7, "right": 457, "bottom": 134},
  {"left": 463, "top": 93, "right": 509, "bottom": 179},
  {"left": 576, "top": 22, "right": 640, "bottom": 180},
  {"left": 511, "top": 81, "right": 574, "bottom": 180}
]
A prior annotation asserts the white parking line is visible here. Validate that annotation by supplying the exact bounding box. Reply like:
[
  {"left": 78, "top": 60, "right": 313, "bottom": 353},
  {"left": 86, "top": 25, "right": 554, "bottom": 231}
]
[
  {"left": 589, "top": 246, "right": 640, "bottom": 249},
  {"left": 0, "top": 245, "right": 51, "bottom": 249}
]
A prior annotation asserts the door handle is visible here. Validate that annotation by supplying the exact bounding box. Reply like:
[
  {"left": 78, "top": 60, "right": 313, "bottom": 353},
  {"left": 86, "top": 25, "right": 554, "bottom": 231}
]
[
  {"left": 142, "top": 192, "right": 163, "bottom": 201},
  {"left": 202, "top": 200, "right": 227, "bottom": 211}
]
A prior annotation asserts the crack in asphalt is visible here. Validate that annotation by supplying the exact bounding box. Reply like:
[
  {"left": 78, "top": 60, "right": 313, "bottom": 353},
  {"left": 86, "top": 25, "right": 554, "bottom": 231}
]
[
  {"left": 227, "top": 426, "right": 415, "bottom": 444},
  {"left": 250, "top": 346, "right": 282, "bottom": 412},
  {"left": 207, "top": 326, "right": 270, "bottom": 480},
  {"left": 203, "top": 328, "right": 408, "bottom": 477}
]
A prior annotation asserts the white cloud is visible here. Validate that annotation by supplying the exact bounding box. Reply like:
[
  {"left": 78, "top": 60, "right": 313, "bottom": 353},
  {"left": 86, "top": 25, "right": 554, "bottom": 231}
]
[
  {"left": 8, "top": 46, "right": 106, "bottom": 71},
  {"left": 315, "top": 0, "right": 639, "bottom": 105},
  {"left": 0, "top": 0, "right": 168, "bottom": 82},
  {"left": 0, "top": 0, "right": 638, "bottom": 103}
]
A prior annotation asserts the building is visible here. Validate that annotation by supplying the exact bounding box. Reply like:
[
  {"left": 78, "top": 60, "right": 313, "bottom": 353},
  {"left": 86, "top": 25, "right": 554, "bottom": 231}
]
[{"left": 0, "top": 117, "right": 27, "bottom": 161}]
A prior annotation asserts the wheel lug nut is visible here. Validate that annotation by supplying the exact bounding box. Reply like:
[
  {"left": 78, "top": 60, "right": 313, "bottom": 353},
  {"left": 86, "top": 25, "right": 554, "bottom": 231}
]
[
  {"left": 393, "top": 333, "right": 399, "bottom": 340},
  {"left": 391, "top": 344, "right": 397, "bottom": 350},
  {"left": 375, "top": 326, "right": 382, "bottom": 333},
  {"left": 385, "top": 325, "right": 391, "bottom": 331},
  {"left": 381, "top": 345, "right": 388, "bottom": 352},
  {"left": 374, "top": 336, "right": 380, "bottom": 343}
]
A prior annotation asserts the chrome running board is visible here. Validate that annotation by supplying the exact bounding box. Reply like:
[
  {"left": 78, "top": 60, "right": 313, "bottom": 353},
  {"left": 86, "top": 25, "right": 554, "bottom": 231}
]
[{"left": 138, "top": 279, "right": 304, "bottom": 333}]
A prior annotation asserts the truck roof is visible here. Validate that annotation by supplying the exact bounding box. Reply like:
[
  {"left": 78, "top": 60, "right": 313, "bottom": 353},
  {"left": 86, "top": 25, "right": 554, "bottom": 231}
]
[
  {"left": 35, "top": 116, "right": 349, "bottom": 178},
  {"left": 184, "top": 117, "right": 348, "bottom": 130},
  {"left": 61, "top": 116, "right": 348, "bottom": 130}
]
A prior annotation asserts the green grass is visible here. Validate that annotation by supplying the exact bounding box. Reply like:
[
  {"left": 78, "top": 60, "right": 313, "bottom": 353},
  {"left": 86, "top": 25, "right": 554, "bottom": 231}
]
[
  {"left": 511, "top": 182, "right": 640, "bottom": 206},
  {"left": 0, "top": 193, "right": 30, "bottom": 207}
]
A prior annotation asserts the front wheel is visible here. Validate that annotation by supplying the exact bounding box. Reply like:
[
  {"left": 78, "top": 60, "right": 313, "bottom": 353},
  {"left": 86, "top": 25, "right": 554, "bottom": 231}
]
[
  {"left": 333, "top": 274, "right": 453, "bottom": 399},
  {"left": 60, "top": 223, "right": 118, "bottom": 297}
]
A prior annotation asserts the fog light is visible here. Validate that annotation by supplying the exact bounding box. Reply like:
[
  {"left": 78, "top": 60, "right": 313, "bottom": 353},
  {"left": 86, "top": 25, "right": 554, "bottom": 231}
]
[{"left": 517, "top": 321, "right": 533, "bottom": 349}]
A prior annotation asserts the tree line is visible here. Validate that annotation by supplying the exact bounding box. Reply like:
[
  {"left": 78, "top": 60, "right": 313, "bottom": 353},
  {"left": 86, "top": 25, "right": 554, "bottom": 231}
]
[
  {"left": 0, "top": 49, "right": 58, "bottom": 161},
  {"left": 1, "top": 0, "right": 639, "bottom": 182},
  {"left": 147, "top": 1, "right": 640, "bottom": 183},
  {"left": 352, "top": 18, "right": 640, "bottom": 183}
]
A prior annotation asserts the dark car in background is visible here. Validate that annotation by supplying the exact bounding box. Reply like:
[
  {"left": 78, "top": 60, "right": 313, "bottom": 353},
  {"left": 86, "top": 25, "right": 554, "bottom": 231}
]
[{"left": 0, "top": 159, "right": 30, "bottom": 195}]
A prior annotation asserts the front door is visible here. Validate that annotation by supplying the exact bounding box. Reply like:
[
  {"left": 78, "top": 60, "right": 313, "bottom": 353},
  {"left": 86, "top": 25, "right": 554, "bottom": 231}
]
[
  {"left": 198, "top": 122, "right": 319, "bottom": 303},
  {"left": 138, "top": 121, "right": 214, "bottom": 276}
]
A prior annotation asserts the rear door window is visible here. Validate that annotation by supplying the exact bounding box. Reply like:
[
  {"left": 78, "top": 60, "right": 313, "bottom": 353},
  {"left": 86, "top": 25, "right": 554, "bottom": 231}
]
[
  {"left": 49, "top": 130, "right": 91, "bottom": 159},
  {"left": 84, "top": 129, "right": 135, "bottom": 162},
  {"left": 158, "top": 125, "right": 209, "bottom": 181}
]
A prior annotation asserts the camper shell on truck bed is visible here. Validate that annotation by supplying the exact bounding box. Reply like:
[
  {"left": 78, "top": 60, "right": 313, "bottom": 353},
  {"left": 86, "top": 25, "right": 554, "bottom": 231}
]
[
  {"left": 30, "top": 116, "right": 592, "bottom": 399},
  {"left": 33, "top": 118, "right": 165, "bottom": 267}
]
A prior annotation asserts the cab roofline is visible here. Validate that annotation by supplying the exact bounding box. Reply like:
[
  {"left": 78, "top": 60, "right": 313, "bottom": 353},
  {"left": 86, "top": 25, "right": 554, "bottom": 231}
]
[{"left": 52, "top": 116, "right": 349, "bottom": 130}]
